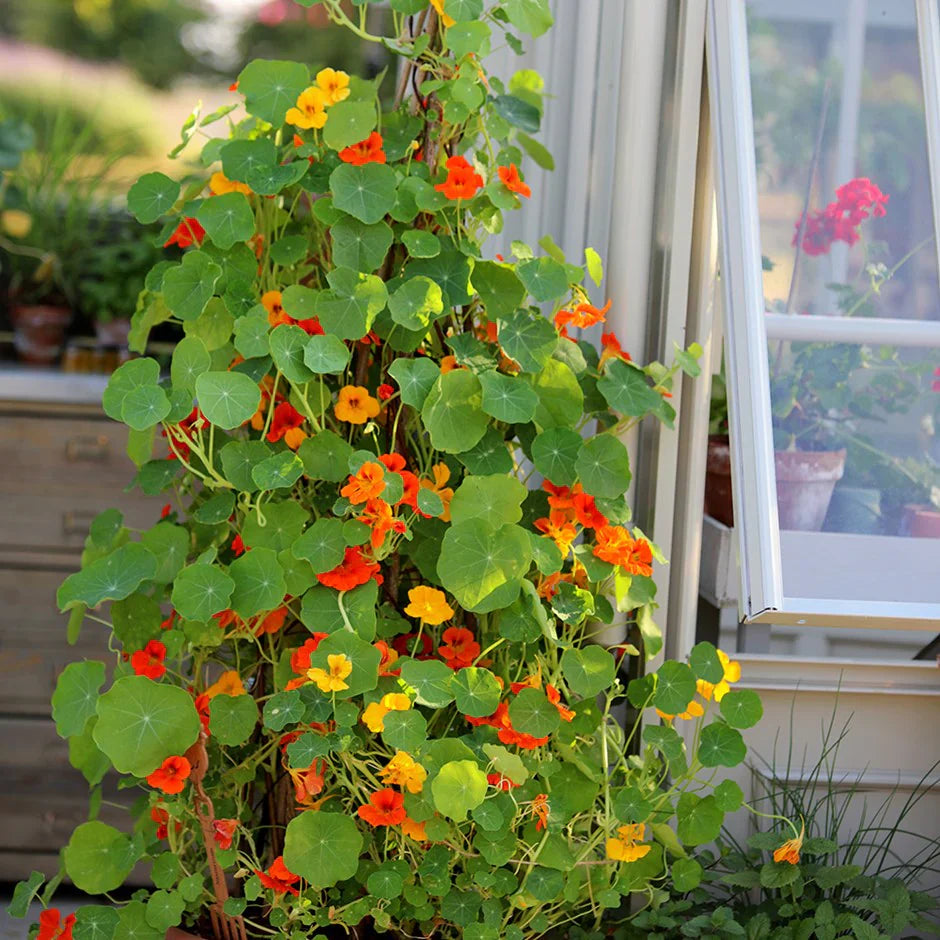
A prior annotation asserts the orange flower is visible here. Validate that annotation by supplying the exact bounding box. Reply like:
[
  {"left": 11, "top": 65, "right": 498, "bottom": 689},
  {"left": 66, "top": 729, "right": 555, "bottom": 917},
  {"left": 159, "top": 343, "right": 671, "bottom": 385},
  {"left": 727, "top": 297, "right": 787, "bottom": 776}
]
[
  {"left": 378, "top": 453, "right": 419, "bottom": 510},
  {"left": 341, "top": 461, "right": 386, "bottom": 504},
  {"left": 428, "top": 0, "right": 456, "bottom": 28},
  {"left": 599, "top": 330, "right": 631, "bottom": 368},
  {"left": 262, "top": 290, "right": 289, "bottom": 327},
  {"left": 37, "top": 909, "right": 76, "bottom": 940},
  {"left": 656, "top": 699, "right": 704, "bottom": 722},
  {"left": 362, "top": 693, "right": 411, "bottom": 733},
  {"left": 546, "top": 684, "right": 575, "bottom": 722},
  {"left": 130, "top": 640, "right": 167, "bottom": 680},
  {"left": 307, "top": 653, "right": 353, "bottom": 693},
  {"left": 146, "top": 756, "right": 191, "bottom": 795},
  {"left": 379, "top": 751, "right": 427, "bottom": 793},
  {"left": 335, "top": 385, "right": 381, "bottom": 424},
  {"left": 438, "top": 626, "right": 479, "bottom": 669},
  {"left": 434, "top": 155, "right": 483, "bottom": 200},
  {"left": 266, "top": 401, "right": 307, "bottom": 450},
  {"left": 358, "top": 788, "right": 407, "bottom": 827},
  {"left": 164, "top": 217, "right": 205, "bottom": 249},
  {"left": 405, "top": 585, "right": 454, "bottom": 625},
  {"left": 288, "top": 757, "right": 328, "bottom": 807},
  {"left": 773, "top": 822, "right": 804, "bottom": 865},
  {"left": 254, "top": 605, "right": 289, "bottom": 636},
  {"left": 495, "top": 701, "right": 549, "bottom": 749},
  {"left": 554, "top": 299, "right": 612, "bottom": 331},
  {"left": 593, "top": 525, "right": 653, "bottom": 577},
  {"left": 401, "top": 816, "right": 428, "bottom": 841},
  {"left": 150, "top": 802, "right": 182, "bottom": 840},
  {"left": 534, "top": 512, "right": 578, "bottom": 558},
  {"left": 357, "top": 497, "right": 405, "bottom": 549},
  {"left": 606, "top": 823, "right": 652, "bottom": 863},
  {"left": 374, "top": 640, "right": 400, "bottom": 676},
  {"left": 439, "top": 354, "right": 460, "bottom": 373},
  {"left": 316, "top": 67, "right": 350, "bottom": 105},
  {"left": 212, "top": 818, "right": 238, "bottom": 850},
  {"left": 205, "top": 669, "right": 246, "bottom": 698},
  {"left": 487, "top": 773, "right": 520, "bottom": 791},
  {"left": 317, "top": 545, "right": 381, "bottom": 591},
  {"left": 497, "top": 164, "right": 531, "bottom": 198},
  {"left": 286, "top": 86, "right": 329, "bottom": 129},
  {"left": 290, "top": 634, "right": 330, "bottom": 677},
  {"left": 209, "top": 170, "right": 251, "bottom": 196},
  {"left": 418, "top": 462, "right": 454, "bottom": 521},
  {"left": 339, "top": 131, "right": 386, "bottom": 165},
  {"left": 255, "top": 856, "right": 300, "bottom": 895},
  {"left": 531, "top": 793, "right": 550, "bottom": 831}
]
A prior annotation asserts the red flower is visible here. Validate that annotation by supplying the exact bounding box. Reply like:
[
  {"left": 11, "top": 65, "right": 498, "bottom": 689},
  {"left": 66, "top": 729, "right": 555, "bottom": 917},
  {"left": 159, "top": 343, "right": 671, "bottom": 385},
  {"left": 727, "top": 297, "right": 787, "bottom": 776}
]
[
  {"left": 487, "top": 772, "right": 519, "bottom": 791},
  {"left": 374, "top": 639, "right": 401, "bottom": 676},
  {"left": 377, "top": 383, "right": 394, "bottom": 400},
  {"left": 531, "top": 793, "right": 550, "bottom": 831},
  {"left": 255, "top": 856, "right": 300, "bottom": 896},
  {"left": 357, "top": 788, "right": 407, "bottom": 827},
  {"left": 213, "top": 818, "right": 238, "bottom": 850},
  {"left": 317, "top": 546, "right": 382, "bottom": 591},
  {"left": 338, "top": 131, "right": 386, "bottom": 165},
  {"left": 160, "top": 503, "right": 172, "bottom": 518},
  {"left": 37, "top": 908, "right": 76, "bottom": 940},
  {"left": 130, "top": 640, "right": 167, "bottom": 680},
  {"left": 497, "top": 163, "right": 531, "bottom": 198},
  {"left": 254, "top": 605, "right": 289, "bottom": 636},
  {"left": 378, "top": 453, "right": 419, "bottom": 509},
  {"left": 163, "top": 406, "right": 204, "bottom": 460},
  {"left": 392, "top": 631, "right": 434, "bottom": 659},
  {"left": 932, "top": 366, "right": 940, "bottom": 392},
  {"left": 146, "top": 756, "right": 192, "bottom": 795},
  {"left": 266, "top": 402, "right": 307, "bottom": 450},
  {"left": 438, "top": 626, "right": 480, "bottom": 669},
  {"left": 494, "top": 701, "right": 549, "bottom": 749},
  {"left": 164, "top": 217, "right": 205, "bottom": 249},
  {"left": 546, "top": 684, "right": 575, "bottom": 722},
  {"left": 794, "top": 177, "right": 889, "bottom": 256},
  {"left": 151, "top": 805, "right": 170, "bottom": 840},
  {"left": 290, "top": 634, "right": 329, "bottom": 675},
  {"left": 194, "top": 693, "right": 211, "bottom": 735},
  {"left": 231, "top": 534, "right": 246, "bottom": 556},
  {"left": 434, "top": 155, "right": 483, "bottom": 200}
]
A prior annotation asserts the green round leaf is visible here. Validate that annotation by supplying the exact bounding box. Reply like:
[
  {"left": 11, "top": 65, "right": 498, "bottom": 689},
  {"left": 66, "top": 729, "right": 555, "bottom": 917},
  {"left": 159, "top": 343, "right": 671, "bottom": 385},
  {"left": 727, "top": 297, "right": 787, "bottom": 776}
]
[
  {"left": 330, "top": 163, "right": 398, "bottom": 224},
  {"left": 322, "top": 99, "right": 377, "bottom": 151},
  {"left": 298, "top": 430, "right": 353, "bottom": 481},
  {"left": 675, "top": 793, "right": 723, "bottom": 846},
  {"left": 330, "top": 216, "right": 393, "bottom": 272},
  {"left": 452, "top": 667, "right": 502, "bottom": 718},
  {"left": 196, "top": 192, "right": 255, "bottom": 250},
  {"left": 162, "top": 251, "right": 222, "bottom": 322},
  {"left": 303, "top": 333, "right": 351, "bottom": 373},
  {"left": 421, "top": 370, "right": 489, "bottom": 454},
  {"left": 382, "top": 710, "right": 427, "bottom": 752},
  {"left": 269, "top": 323, "right": 317, "bottom": 383},
  {"left": 478, "top": 370, "right": 539, "bottom": 424},
  {"left": 368, "top": 867, "right": 405, "bottom": 901},
  {"left": 57, "top": 543, "right": 157, "bottom": 611},
  {"left": 318, "top": 267, "right": 388, "bottom": 340},
  {"left": 402, "top": 229, "right": 441, "bottom": 258},
  {"left": 64, "top": 822, "right": 136, "bottom": 895},
  {"left": 652, "top": 661, "right": 696, "bottom": 716},
  {"left": 449, "top": 474, "right": 526, "bottom": 529},
  {"left": 263, "top": 690, "right": 304, "bottom": 731},
  {"left": 229, "top": 546, "right": 286, "bottom": 618},
  {"left": 431, "top": 760, "right": 488, "bottom": 821},
  {"left": 689, "top": 641, "right": 725, "bottom": 684},
  {"left": 94, "top": 676, "right": 200, "bottom": 776},
  {"left": 698, "top": 721, "right": 746, "bottom": 768},
  {"left": 283, "top": 811, "right": 363, "bottom": 888},
  {"left": 671, "top": 858, "right": 703, "bottom": 892},
  {"left": 388, "top": 357, "right": 440, "bottom": 409},
  {"left": 311, "top": 631, "right": 381, "bottom": 697},
  {"left": 759, "top": 860, "right": 801, "bottom": 889},
  {"left": 233, "top": 311, "right": 271, "bottom": 359},
  {"left": 388, "top": 276, "right": 444, "bottom": 331},
  {"left": 575, "top": 434, "right": 632, "bottom": 498},
  {"left": 516, "top": 256, "right": 568, "bottom": 301},
  {"left": 195, "top": 370, "right": 262, "bottom": 430},
  {"left": 127, "top": 172, "right": 179, "bottom": 224},
  {"left": 529, "top": 359, "right": 583, "bottom": 428},
  {"left": 496, "top": 309, "right": 557, "bottom": 373},
  {"left": 437, "top": 520, "right": 531, "bottom": 612},
  {"left": 209, "top": 694, "right": 259, "bottom": 746},
  {"left": 144, "top": 890, "right": 185, "bottom": 932},
  {"left": 560, "top": 646, "right": 616, "bottom": 698},
  {"left": 52, "top": 660, "right": 106, "bottom": 738},
  {"left": 193, "top": 491, "right": 236, "bottom": 525},
  {"left": 508, "top": 687, "right": 560, "bottom": 737},
  {"left": 252, "top": 451, "right": 305, "bottom": 490},
  {"left": 399, "top": 658, "right": 455, "bottom": 708},
  {"left": 292, "top": 518, "right": 347, "bottom": 574},
  {"left": 170, "top": 336, "right": 211, "bottom": 393},
  {"left": 714, "top": 779, "right": 744, "bottom": 812},
  {"left": 102, "top": 357, "right": 161, "bottom": 422},
  {"left": 115, "top": 901, "right": 164, "bottom": 940},
  {"left": 598, "top": 358, "right": 664, "bottom": 417},
  {"left": 532, "top": 428, "right": 582, "bottom": 486},
  {"left": 171, "top": 563, "right": 234, "bottom": 621},
  {"left": 237, "top": 59, "right": 309, "bottom": 126},
  {"left": 74, "top": 905, "right": 120, "bottom": 940},
  {"left": 720, "top": 689, "right": 763, "bottom": 729},
  {"left": 120, "top": 384, "right": 170, "bottom": 431},
  {"left": 220, "top": 138, "right": 276, "bottom": 184}
]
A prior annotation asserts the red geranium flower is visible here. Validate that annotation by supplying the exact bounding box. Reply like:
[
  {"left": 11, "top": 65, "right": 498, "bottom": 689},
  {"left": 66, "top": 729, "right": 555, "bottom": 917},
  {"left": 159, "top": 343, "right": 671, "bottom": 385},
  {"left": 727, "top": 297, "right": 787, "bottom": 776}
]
[
  {"left": 357, "top": 788, "right": 407, "bottom": 827},
  {"left": 130, "top": 640, "right": 167, "bottom": 680},
  {"left": 146, "top": 755, "right": 192, "bottom": 795},
  {"left": 255, "top": 856, "right": 300, "bottom": 896}
]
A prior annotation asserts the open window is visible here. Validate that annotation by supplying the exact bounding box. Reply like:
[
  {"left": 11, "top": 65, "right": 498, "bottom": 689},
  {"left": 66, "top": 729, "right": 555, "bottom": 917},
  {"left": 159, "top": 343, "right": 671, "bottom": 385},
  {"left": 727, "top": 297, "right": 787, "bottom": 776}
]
[{"left": 707, "top": 0, "right": 940, "bottom": 630}]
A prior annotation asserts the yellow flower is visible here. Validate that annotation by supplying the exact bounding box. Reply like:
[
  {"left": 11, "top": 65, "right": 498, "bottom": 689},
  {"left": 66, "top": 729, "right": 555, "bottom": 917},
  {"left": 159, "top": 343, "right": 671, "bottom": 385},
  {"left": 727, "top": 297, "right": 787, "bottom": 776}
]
[
  {"left": 209, "top": 170, "right": 251, "bottom": 196},
  {"left": 655, "top": 700, "right": 704, "bottom": 722},
  {"left": 379, "top": 751, "right": 427, "bottom": 793},
  {"left": 401, "top": 816, "right": 428, "bottom": 841},
  {"left": 1, "top": 209, "right": 32, "bottom": 238},
  {"left": 418, "top": 463, "right": 454, "bottom": 521},
  {"left": 286, "top": 86, "right": 330, "bottom": 130},
  {"left": 205, "top": 670, "right": 246, "bottom": 699},
  {"left": 334, "top": 385, "right": 381, "bottom": 425},
  {"left": 381, "top": 692, "right": 412, "bottom": 712},
  {"left": 316, "top": 68, "right": 350, "bottom": 105},
  {"left": 428, "top": 0, "right": 456, "bottom": 28},
  {"left": 606, "top": 823, "right": 652, "bottom": 863},
  {"left": 404, "top": 585, "right": 454, "bottom": 625},
  {"left": 773, "top": 821, "right": 804, "bottom": 865},
  {"left": 697, "top": 648, "right": 741, "bottom": 702},
  {"left": 362, "top": 701, "right": 389, "bottom": 733},
  {"left": 307, "top": 653, "right": 353, "bottom": 693}
]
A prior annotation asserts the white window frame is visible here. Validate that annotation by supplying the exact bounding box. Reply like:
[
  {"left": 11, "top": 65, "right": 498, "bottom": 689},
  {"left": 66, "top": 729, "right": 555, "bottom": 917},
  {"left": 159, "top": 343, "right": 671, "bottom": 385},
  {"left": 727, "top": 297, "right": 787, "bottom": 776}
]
[{"left": 705, "top": 0, "right": 940, "bottom": 629}]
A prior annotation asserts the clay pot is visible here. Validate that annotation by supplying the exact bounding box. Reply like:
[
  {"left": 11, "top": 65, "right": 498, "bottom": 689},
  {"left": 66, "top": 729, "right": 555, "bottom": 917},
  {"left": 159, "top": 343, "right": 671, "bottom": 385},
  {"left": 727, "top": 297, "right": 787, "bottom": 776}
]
[
  {"left": 904, "top": 505, "right": 940, "bottom": 538},
  {"left": 10, "top": 303, "right": 72, "bottom": 363},
  {"left": 775, "top": 449, "right": 846, "bottom": 531},
  {"left": 704, "top": 435, "right": 734, "bottom": 526},
  {"left": 94, "top": 316, "right": 132, "bottom": 348}
]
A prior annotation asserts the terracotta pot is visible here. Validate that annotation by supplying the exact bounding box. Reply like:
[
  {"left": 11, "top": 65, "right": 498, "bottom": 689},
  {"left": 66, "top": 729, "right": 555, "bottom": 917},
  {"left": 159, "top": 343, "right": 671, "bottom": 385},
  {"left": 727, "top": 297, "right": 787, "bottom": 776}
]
[
  {"left": 906, "top": 505, "right": 940, "bottom": 538},
  {"left": 94, "top": 316, "right": 132, "bottom": 348},
  {"left": 10, "top": 303, "right": 72, "bottom": 363},
  {"left": 775, "top": 448, "right": 846, "bottom": 531},
  {"left": 704, "top": 435, "right": 734, "bottom": 526}
]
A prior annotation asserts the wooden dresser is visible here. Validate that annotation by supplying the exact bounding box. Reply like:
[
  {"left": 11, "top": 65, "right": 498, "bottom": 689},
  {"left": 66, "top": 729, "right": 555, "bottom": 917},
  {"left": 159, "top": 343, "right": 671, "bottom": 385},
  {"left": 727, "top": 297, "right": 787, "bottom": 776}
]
[{"left": 0, "top": 370, "right": 158, "bottom": 879}]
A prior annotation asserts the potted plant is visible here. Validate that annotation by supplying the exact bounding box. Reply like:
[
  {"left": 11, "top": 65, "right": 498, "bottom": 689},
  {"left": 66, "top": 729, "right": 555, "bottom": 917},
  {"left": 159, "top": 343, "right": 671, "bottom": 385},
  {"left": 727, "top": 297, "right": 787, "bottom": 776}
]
[
  {"left": 0, "top": 107, "right": 126, "bottom": 363},
  {"left": 10, "top": 2, "right": 770, "bottom": 937}
]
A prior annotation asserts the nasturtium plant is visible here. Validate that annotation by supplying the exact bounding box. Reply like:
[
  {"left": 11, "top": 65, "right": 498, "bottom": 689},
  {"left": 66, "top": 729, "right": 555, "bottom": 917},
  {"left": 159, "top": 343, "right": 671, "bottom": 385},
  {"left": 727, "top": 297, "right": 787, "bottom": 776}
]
[{"left": 16, "top": 2, "right": 772, "bottom": 938}]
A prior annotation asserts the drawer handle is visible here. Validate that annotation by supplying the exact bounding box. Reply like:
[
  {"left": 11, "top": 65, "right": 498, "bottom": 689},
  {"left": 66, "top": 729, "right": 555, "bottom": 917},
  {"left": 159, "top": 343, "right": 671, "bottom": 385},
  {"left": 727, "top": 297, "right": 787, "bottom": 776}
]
[
  {"left": 65, "top": 435, "right": 111, "bottom": 463},
  {"left": 62, "top": 510, "right": 98, "bottom": 537}
]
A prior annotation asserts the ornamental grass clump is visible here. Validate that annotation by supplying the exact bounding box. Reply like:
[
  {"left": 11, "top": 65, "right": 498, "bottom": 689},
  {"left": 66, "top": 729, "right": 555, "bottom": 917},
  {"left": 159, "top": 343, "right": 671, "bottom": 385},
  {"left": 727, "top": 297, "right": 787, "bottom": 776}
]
[{"left": 13, "top": 2, "right": 767, "bottom": 937}]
